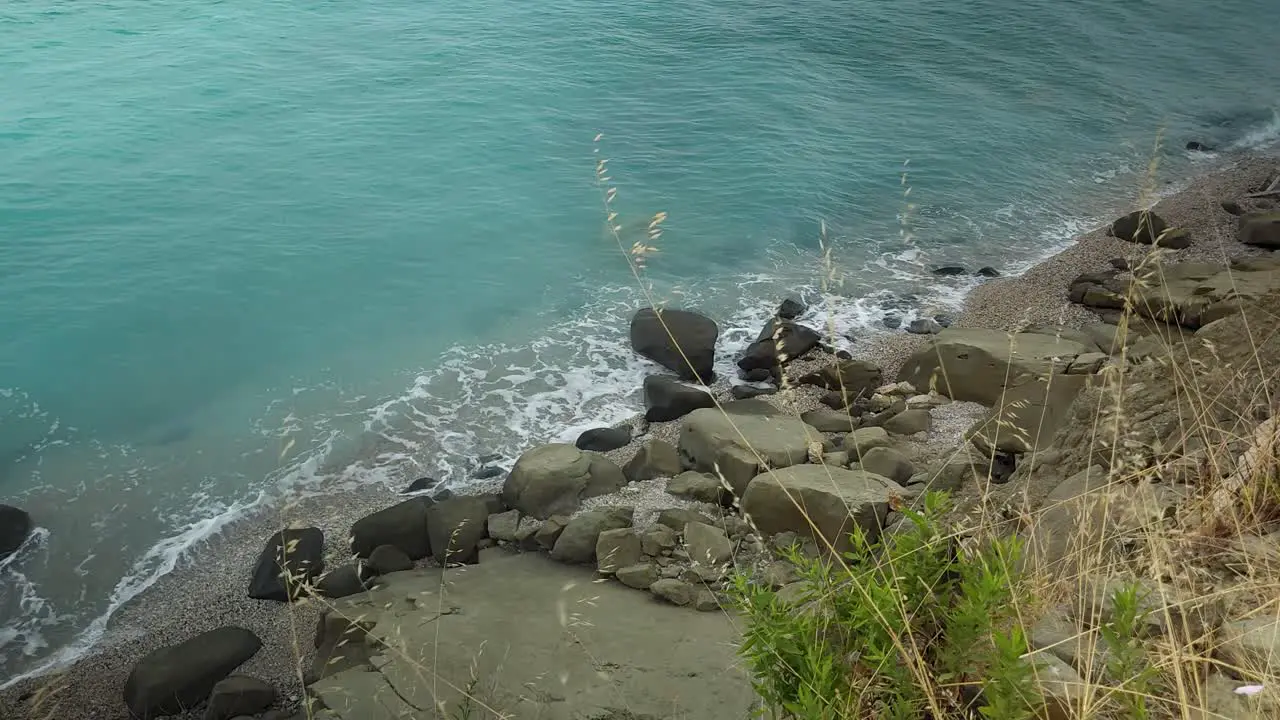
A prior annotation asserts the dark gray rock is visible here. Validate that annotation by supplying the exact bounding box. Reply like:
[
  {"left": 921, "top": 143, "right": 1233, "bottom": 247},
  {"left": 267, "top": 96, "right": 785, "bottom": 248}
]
[
  {"left": 315, "top": 564, "right": 371, "bottom": 599},
  {"left": 906, "top": 318, "right": 943, "bottom": 335},
  {"left": 741, "top": 367, "right": 773, "bottom": 383},
  {"left": 975, "top": 266, "right": 1001, "bottom": 278},
  {"left": 738, "top": 320, "right": 822, "bottom": 372},
  {"left": 1186, "top": 141, "right": 1212, "bottom": 152},
  {"left": 932, "top": 265, "right": 966, "bottom": 276},
  {"left": 350, "top": 498, "right": 431, "bottom": 559},
  {"left": 1221, "top": 200, "right": 1244, "bottom": 216},
  {"left": 643, "top": 375, "right": 715, "bottom": 422},
  {"left": 630, "top": 308, "right": 718, "bottom": 383},
  {"left": 575, "top": 426, "right": 633, "bottom": 452},
  {"left": 549, "top": 507, "right": 634, "bottom": 564},
  {"left": 367, "top": 544, "right": 413, "bottom": 574},
  {"left": 123, "top": 627, "right": 262, "bottom": 719},
  {"left": 203, "top": 675, "right": 276, "bottom": 720},
  {"left": 934, "top": 314, "right": 954, "bottom": 328},
  {"left": 471, "top": 466, "right": 503, "bottom": 480},
  {"left": 623, "top": 440, "right": 683, "bottom": 483},
  {"left": 400, "top": 477, "right": 437, "bottom": 494},
  {"left": 426, "top": 495, "right": 491, "bottom": 565},
  {"left": 730, "top": 384, "right": 776, "bottom": 400},
  {"left": 1109, "top": 209, "right": 1170, "bottom": 245},
  {"left": 247, "top": 528, "right": 324, "bottom": 602},
  {"left": 0, "top": 504, "right": 32, "bottom": 559},
  {"left": 777, "top": 297, "right": 806, "bottom": 320},
  {"left": 1109, "top": 257, "right": 1131, "bottom": 271},
  {"left": 882, "top": 314, "right": 902, "bottom": 329}
]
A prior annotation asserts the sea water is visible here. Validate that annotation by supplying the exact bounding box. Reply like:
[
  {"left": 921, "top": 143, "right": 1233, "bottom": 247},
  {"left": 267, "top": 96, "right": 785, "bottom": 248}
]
[{"left": 2, "top": 0, "right": 1279, "bottom": 682}]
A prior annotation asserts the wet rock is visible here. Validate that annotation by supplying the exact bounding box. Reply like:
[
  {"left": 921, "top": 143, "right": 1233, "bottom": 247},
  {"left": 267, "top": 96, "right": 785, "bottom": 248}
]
[
  {"left": 882, "top": 314, "right": 902, "bottom": 329},
  {"left": 574, "top": 427, "right": 633, "bottom": 452},
  {"left": 798, "top": 359, "right": 883, "bottom": 394},
  {"left": 975, "top": 266, "right": 1001, "bottom": 278},
  {"left": 471, "top": 466, "right": 503, "bottom": 480},
  {"left": 741, "top": 367, "right": 773, "bottom": 382},
  {"left": 777, "top": 297, "right": 806, "bottom": 320},
  {"left": 0, "top": 505, "right": 32, "bottom": 559},
  {"left": 247, "top": 528, "right": 325, "bottom": 602},
  {"left": 643, "top": 375, "right": 716, "bottom": 422},
  {"left": 1186, "top": 140, "right": 1212, "bottom": 152},
  {"left": 738, "top": 320, "right": 822, "bottom": 373},
  {"left": 400, "top": 477, "right": 438, "bottom": 495},
  {"left": 630, "top": 307, "right": 718, "bottom": 383},
  {"left": 932, "top": 265, "right": 966, "bottom": 276}
]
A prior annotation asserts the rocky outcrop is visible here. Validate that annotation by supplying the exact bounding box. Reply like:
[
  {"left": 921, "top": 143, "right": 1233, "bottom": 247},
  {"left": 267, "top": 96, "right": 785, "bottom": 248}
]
[
  {"left": 798, "top": 358, "right": 882, "bottom": 395},
  {"left": 737, "top": 320, "right": 822, "bottom": 374},
  {"left": 966, "top": 375, "right": 1090, "bottom": 456},
  {"left": 574, "top": 426, "right": 632, "bottom": 452},
  {"left": 502, "top": 444, "right": 625, "bottom": 520},
  {"left": 426, "top": 495, "right": 492, "bottom": 565},
  {"left": 350, "top": 498, "right": 431, "bottom": 560},
  {"left": 247, "top": 527, "right": 324, "bottom": 602},
  {"left": 630, "top": 307, "right": 718, "bottom": 383},
  {"left": 203, "top": 675, "right": 276, "bottom": 720},
  {"left": 897, "top": 328, "right": 1092, "bottom": 405},
  {"left": 643, "top": 375, "right": 717, "bottom": 422},
  {"left": 123, "top": 627, "right": 262, "bottom": 719},
  {"left": 1239, "top": 211, "right": 1280, "bottom": 248},
  {"left": 0, "top": 504, "right": 32, "bottom": 559},
  {"left": 549, "top": 507, "right": 633, "bottom": 564},
  {"left": 623, "top": 439, "right": 683, "bottom": 482},
  {"left": 741, "top": 465, "right": 903, "bottom": 554},
  {"left": 679, "top": 400, "right": 819, "bottom": 497}
]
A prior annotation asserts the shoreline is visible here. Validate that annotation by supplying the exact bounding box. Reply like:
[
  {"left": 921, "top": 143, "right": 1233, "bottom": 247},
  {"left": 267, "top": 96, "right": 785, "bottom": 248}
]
[{"left": 2, "top": 149, "right": 1278, "bottom": 718}]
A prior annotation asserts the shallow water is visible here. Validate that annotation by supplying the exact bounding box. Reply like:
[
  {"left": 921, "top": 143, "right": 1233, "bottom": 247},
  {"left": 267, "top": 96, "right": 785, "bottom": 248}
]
[{"left": 2, "top": 0, "right": 1279, "bottom": 682}]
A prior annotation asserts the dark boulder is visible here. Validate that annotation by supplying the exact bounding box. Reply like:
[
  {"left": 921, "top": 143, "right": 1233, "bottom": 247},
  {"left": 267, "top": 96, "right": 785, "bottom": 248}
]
[
  {"left": 629, "top": 308, "right": 718, "bottom": 383},
  {"left": 643, "top": 375, "right": 715, "bottom": 422},
  {"left": 1109, "top": 257, "right": 1131, "bottom": 271},
  {"left": 931, "top": 266, "right": 966, "bottom": 276},
  {"left": 820, "top": 390, "right": 854, "bottom": 410},
  {"left": 0, "top": 505, "right": 32, "bottom": 559},
  {"left": 247, "top": 527, "right": 324, "bottom": 602},
  {"left": 1239, "top": 212, "right": 1280, "bottom": 249},
  {"left": 975, "top": 267, "right": 1001, "bottom": 278},
  {"left": 741, "top": 367, "right": 773, "bottom": 383},
  {"left": 123, "top": 627, "right": 262, "bottom": 719},
  {"left": 1109, "top": 210, "right": 1170, "bottom": 246},
  {"left": 882, "top": 315, "right": 902, "bottom": 329},
  {"left": 622, "top": 440, "right": 683, "bottom": 483},
  {"left": 350, "top": 498, "right": 431, "bottom": 559},
  {"left": 425, "top": 495, "right": 490, "bottom": 565},
  {"left": 777, "top": 297, "right": 806, "bottom": 320},
  {"left": 204, "top": 675, "right": 276, "bottom": 720},
  {"left": 1186, "top": 141, "right": 1212, "bottom": 152},
  {"left": 367, "top": 544, "right": 413, "bottom": 574},
  {"left": 400, "top": 477, "right": 437, "bottom": 494},
  {"left": 575, "top": 426, "right": 632, "bottom": 452},
  {"left": 934, "top": 314, "right": 954, "bottom": 328},
  {"left": 1221, "top": 200, "right": 1244, "bottom": 216},
  {"left": 737, "top": 320, "right": 822, "bottom": 372},
  {"left": 315, "top": 564, "right": 372, "bottom": 598},
  {"left": 906, "top": 318, "right": 943, "bottom": 335}
]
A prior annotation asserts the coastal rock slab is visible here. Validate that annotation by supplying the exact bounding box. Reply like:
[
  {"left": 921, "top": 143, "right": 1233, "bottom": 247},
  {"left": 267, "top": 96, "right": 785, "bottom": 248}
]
[
  {"left": 623, "top": 438, "right": 683, "bottom": 482},
  {"left": 630, "top": 307, "right": 718, "bottom": 383},
  {"left": 307, "top": 552, "right": 754, "bottom": 720},
  {"left": 426, "top": 495, "right": 491, "bottom": 565},
  {"left": 1124, "top": 258, "right": 1280, "bottom": 329},
  {"left": 741, "top": 465, "right": 902, "bottom": 554},
  {"left": 350, "top": 498, "right": 431, "bottom": 560},
  {"left": 643, "top": 375, "right": 716, "bottom": 422},
  {"left": 549, "top": 507, "right": 633, "bottom": 564},
  {"left": 123, "top": 627, "right": 262, "bottom": 719},
  {"left": 897, "top": 328, "right": 1090, "bottom": 405},
  {"left": 679, "top": 400, "right": 819, "bottom": 497},
  {"left": 247, "top": 527, "right": 325, "bottom": 602},
  {"left": 966, "top": 375, "right": 1090, "bottom": 455},
  {"left": 0, "top": 504, "right": 32, "bottom": 559},
  {"left": 502, "top": 444, "right": 625, "bottom": 520}
]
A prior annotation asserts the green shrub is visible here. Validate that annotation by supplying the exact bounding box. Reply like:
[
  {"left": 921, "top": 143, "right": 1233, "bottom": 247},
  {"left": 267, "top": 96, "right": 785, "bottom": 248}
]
[{"left": 730, "top": 491, "right": 1042, "bottom": 720}]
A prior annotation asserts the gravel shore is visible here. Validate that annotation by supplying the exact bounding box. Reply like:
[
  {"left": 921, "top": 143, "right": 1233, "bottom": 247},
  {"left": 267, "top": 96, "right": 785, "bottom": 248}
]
[{"left": 2, "top": 151, "right": 1276, "bottom": 720}]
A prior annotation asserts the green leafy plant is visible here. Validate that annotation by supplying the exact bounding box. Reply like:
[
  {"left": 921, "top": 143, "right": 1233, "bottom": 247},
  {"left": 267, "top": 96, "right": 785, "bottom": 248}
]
[
  {"left": 730, "top": 491, "right": 1042, "bottom": 720},
  {"left": 1099, "top": 581, "right": 1162, "bottom": 720}
]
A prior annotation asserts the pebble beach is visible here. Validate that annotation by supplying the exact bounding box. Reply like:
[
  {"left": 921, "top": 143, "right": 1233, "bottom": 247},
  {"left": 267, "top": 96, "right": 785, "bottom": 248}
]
[{"left": 2, "top": 151, "right": 1278, "bottom": 719}]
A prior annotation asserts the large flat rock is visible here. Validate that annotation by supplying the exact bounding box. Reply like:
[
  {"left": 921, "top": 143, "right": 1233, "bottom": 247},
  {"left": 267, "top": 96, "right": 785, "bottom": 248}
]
[
  {"left": 741, "top": 464, "right": 902, "bottom": 554},
  {"left": 897, "top": 328, "right": 1092, "bottom": 406},
  {"left": 308, "top": 552, "right": 752, "bottom": 720},
  {"left": 678, "top": 400, "right": 820, "bottom": 497}
]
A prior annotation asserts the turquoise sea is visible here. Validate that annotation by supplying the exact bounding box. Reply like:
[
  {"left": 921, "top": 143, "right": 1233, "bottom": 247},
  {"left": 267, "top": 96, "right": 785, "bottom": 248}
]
[{"left": 2, "top": 0, "right": 1279, "bottom": 682}]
